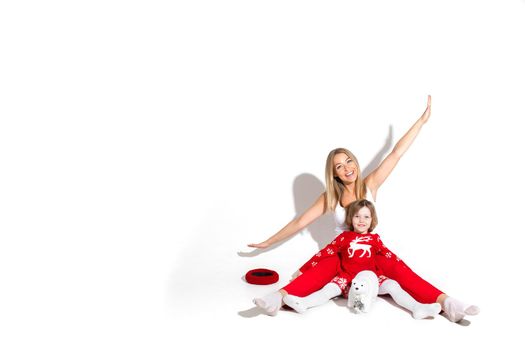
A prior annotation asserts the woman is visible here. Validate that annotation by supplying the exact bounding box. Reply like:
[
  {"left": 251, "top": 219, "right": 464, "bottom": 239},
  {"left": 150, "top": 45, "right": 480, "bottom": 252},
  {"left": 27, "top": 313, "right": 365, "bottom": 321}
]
[{"left": 248, "top": 96, "right": 479, "bottom": 322}]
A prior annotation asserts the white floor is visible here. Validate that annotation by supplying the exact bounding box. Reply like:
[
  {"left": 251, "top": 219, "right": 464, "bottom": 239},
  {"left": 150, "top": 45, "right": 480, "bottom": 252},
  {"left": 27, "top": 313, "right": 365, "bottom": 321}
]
[
  {"left": 168, "top": 233, "right": 519, "bottom": 350},
  {"left": 2, "top": 1, "right": 525, "bottom": 349}
]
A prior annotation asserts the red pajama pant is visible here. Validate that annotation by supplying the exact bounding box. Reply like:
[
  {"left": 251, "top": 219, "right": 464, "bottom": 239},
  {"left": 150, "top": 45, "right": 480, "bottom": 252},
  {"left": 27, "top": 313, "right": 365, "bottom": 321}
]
[{"left": 283, "top": 255, "right": 442, "bottom": 304}]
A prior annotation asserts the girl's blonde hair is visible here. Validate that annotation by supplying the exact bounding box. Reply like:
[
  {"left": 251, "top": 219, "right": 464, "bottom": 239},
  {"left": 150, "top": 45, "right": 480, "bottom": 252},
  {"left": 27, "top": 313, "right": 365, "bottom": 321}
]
[
  {"left": 325, "top": 148, "right": 366, "bottom": 212},
  {"left": 346, "top": 199, "right": 378, "bottom": 232}
]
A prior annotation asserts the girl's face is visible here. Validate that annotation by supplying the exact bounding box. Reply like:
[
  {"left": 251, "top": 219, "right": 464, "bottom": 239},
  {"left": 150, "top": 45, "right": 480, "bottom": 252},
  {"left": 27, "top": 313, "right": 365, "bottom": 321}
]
[
  {"left": 333, "top": 153, "right": 357, "bottom": 183},
  {"left": 352, "top": 206, "right": 372, "bottom": 234}
]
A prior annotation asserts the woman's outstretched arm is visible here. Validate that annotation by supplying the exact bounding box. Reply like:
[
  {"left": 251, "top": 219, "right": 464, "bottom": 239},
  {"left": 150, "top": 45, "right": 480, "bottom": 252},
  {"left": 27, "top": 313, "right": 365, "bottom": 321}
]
[
  {"left": 247, "top": 193, "right": 327, "bottom": 249},
  {"left": 365, "top": 95, "right": 432, "bottom": 199}
]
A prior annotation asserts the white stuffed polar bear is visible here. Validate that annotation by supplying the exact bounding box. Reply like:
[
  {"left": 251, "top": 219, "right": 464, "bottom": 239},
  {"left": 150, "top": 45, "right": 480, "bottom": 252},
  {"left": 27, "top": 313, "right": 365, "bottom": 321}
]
[{"left": 347, "top": 270, "right": 379, "bottom": 313}]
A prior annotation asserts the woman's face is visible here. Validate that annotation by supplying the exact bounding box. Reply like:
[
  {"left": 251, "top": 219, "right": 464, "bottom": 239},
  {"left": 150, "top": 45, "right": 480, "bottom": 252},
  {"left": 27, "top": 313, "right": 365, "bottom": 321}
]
[
  {"left": 333, "top": 153, "right": 358, "bottom": 183},
  {"left": 352, "top": 206, "right": 372, "bottom": 234}
]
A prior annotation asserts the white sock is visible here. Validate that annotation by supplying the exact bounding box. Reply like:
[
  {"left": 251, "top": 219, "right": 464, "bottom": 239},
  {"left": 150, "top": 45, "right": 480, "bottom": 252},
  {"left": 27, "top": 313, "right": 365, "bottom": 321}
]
[
  {"left": 412, "top": 303, "right": 442, "bottom": 320},
  {"left": 379, "top": 279, "right": 440, "bottom": 320},
  {"left": 443, "top": 296, "right": 480, "bottom": 322},
  {"left": 283, "top": 295, "right": 309, "bottom": 314},
  {"left": 283, "top": 283, "right": 341, "bottom": 314},
  {"left": 253, "top": 291, "right": 283, "bottom": 316}
]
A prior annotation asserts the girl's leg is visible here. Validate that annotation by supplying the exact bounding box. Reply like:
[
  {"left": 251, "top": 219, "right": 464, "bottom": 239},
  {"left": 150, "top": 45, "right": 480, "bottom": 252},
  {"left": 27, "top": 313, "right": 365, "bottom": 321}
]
[
  {"left": 379, "top": 279, "right": 441, "bottom": 320},
  {"left": 283, "top": 282, "right": 341, "bottom": 314},
  {"left": 253, "top": 256, "right": 339, "bottom": 316}
]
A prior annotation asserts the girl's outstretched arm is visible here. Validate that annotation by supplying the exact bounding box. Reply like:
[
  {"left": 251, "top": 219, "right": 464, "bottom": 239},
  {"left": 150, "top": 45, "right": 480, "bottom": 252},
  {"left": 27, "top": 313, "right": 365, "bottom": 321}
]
[
  {"left": 247, "top": 193, "right": 327, "bottom": 249},
  {"left": 365, "top": 95, "right": 432, "bottom": 199}
]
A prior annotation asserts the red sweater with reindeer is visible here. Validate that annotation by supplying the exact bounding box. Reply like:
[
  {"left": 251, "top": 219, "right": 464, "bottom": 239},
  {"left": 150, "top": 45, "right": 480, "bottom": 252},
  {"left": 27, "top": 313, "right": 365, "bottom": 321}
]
[{"left": 299, "top": 231, "right": 400, "bottom": 282}]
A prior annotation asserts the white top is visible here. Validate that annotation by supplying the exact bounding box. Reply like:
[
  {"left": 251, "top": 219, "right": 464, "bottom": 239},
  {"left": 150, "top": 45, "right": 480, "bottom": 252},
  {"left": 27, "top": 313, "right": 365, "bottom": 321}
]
[{"left": 333, "top": 187, "right": 376, "bottom": 234}]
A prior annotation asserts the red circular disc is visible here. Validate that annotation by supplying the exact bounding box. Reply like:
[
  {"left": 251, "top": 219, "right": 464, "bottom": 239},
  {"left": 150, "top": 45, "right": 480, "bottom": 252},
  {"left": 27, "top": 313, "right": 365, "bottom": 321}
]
[{"left": 245, "top": 268, "right": 279, "bottom": 285}]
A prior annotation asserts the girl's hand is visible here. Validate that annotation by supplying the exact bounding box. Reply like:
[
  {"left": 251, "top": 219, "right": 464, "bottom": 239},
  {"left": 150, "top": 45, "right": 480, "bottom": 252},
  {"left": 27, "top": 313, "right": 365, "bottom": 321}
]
[
  {"left": 247, "top": 241, "right": 270, "bottom": 249},
  {"left": 421, "top": 95, "right": 432, "bottom": 123}
]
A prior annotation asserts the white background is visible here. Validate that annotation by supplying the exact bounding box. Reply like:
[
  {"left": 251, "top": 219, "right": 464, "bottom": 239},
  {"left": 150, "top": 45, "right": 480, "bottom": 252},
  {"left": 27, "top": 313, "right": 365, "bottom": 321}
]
[{"left": 1, "top": 1, "right": 525, "bottom": 349}]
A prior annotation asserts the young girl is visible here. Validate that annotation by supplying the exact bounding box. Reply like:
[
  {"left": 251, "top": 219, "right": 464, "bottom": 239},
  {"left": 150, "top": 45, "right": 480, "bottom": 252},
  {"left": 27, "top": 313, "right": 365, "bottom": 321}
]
[{"left": 282, "top": 199, "right": 441, "bottom": 319}]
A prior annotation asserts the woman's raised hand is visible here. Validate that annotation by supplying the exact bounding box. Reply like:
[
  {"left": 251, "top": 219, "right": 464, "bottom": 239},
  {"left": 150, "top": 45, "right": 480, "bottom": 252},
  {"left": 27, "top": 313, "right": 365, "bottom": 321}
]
[{"left": 421, "top": 95, "right": 432, "bottom": 123}]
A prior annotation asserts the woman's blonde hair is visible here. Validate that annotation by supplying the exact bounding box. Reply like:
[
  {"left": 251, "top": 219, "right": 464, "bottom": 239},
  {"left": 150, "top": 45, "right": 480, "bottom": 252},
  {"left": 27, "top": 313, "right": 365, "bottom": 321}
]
[
  {"left": 325, "top": 148, "right": 366, "bottom": 212},
  {"left": 346, "top": 199, "right": 378, "bottom": 232}
]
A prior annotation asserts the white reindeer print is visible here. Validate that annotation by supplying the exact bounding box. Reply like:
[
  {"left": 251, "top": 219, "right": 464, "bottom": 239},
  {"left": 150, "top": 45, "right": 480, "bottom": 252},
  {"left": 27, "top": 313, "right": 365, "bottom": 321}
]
[{"left": 347, "top": 236, "right": 373, "bottom": 258}]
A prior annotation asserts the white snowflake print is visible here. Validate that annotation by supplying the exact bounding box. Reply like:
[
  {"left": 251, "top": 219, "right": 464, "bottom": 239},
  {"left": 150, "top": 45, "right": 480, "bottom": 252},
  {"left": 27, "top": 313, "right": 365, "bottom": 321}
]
[
  {"left": 326, "top": 248, "right": 334, "bottom": 255},
  {"left": 385, "top": 252, "right": 392, "bottom": 258},
  {"left": 332, "top": 240, "right": 337, "bottom": 245},
  {"left": 340, "top": 236, "right": 345, "bottom": 242},
  {"left": 316, "top": 252, "right": 322, "bottom": 257},
  {"left": 378, "top": 275, "right": 388, "bottom": 285},
  {"left": 332, "top": 277, "right": 348, "bottom": 290},
  {"left": 311, "top": 261, "right": 318, "bottom": 267}
]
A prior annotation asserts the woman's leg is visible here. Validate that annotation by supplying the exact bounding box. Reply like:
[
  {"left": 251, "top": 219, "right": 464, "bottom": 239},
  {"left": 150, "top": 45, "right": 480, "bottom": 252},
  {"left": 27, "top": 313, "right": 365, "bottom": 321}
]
[
  {"left": 253, "top": 256, "right": 339, "bottom": 316},
  {"left": 283, "top": 256, "right": 340, "bottom": 296},
  {"left": 376, "top": 256, "right": 480, "bottom": 322},
  {"left": 376, "top": 255, "right": 442, "bottom": 303},
  {"left": 379, "top": 279, "right": 441, "bottom": 320},
  {"left": 439, "top": 294, "right": 481, "bottom": 322},
  {"left": 253, "top": 290, "right": 286, "bottom": 316},
  {"left": 283, "top": 282, "right": 341, "bottom": 314}
]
